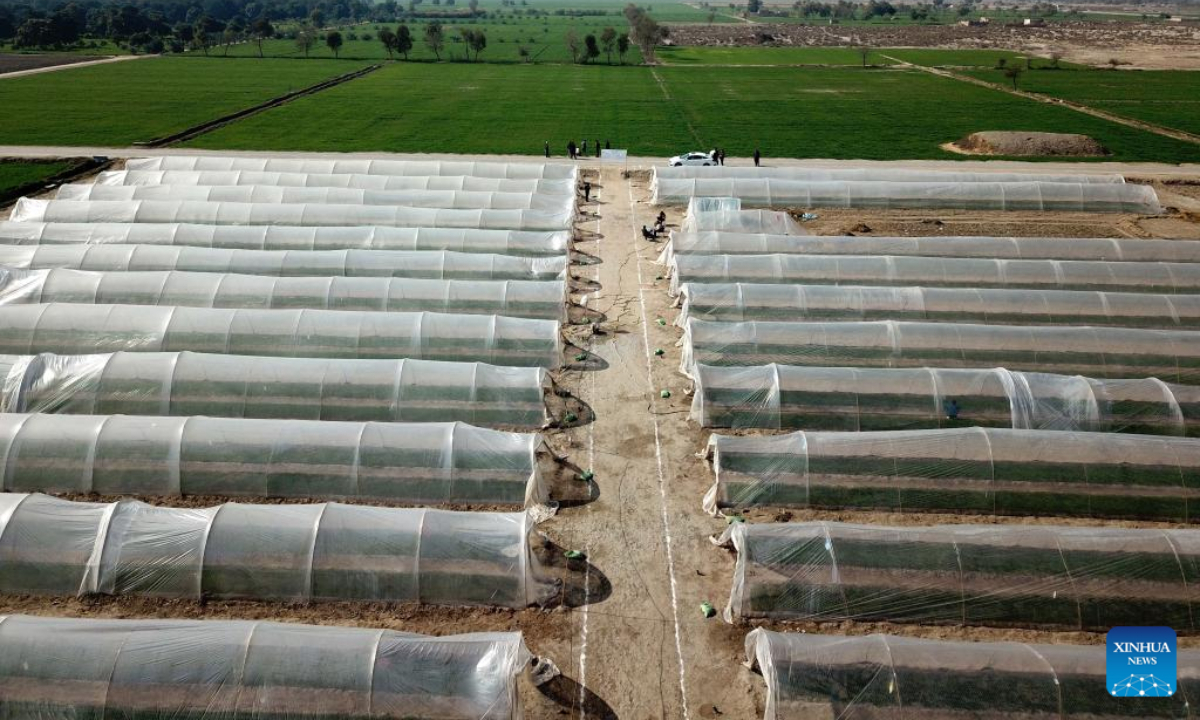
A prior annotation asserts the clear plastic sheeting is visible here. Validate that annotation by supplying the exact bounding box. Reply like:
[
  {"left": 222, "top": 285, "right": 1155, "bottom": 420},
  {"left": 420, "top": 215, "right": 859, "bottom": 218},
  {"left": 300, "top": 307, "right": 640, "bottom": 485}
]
[
  {"left": 704, "top": 427, "right": 1200, "bottom": 521},
  {"left": 58, "top": 183, "right": 577, "bottom": 214},
  {"left": 0, "top": 221, "right": 570, "bottom": 256},
  {"left": 0, "top": 304, "right": 562, "bottom": 366},
  {"left": 668, "top": 253, "right": 1200, "bottom": 295},
  {"left": 687, "top": 197, "right": 741, "bottom": 216},
  {"left": 662, "top": 232, "right": 1200, "bottom": 262},
  {"left": 0, "top": 415, "right": 546, "bottom": 506},
  {"left": 0, "top": 352, "right": 550, "bottom": 427},
  {"left": 690, "top": 363, "right": 1200, "bottom": 435},
  {"left": 653, "top": 178, "right": 1163, "bottom": 214},
  {"left": 0, "top": 268, "right": 567, "bottom": 321},
  {"left": 679, "top": 209, "right": 802, "bottom": 236},
  {"left": 678, "top": 282, "right": 1200, "bottom": 329},
  {"left": 127, "top": 155, "right": 579, "bottom": 180},
  {"left": 10, "top": 199, "right": 574, "bottom": 231},
  {"left": 744, "top": 630, "right": 1198, "bottom": 720},
  {"left": 0, "top": 244, "right": 568, "bottom": 280},
  {"left": 724, "top": 521, "right": 1200, "bottom": 630},
  {"left": 0, "top": 493, "right": 554, "bottom": 607},
  {"left": 0, "top": 614, "right": 532, "bottom": 720},
  {"left": 655, "top": 164, "right": 1126, "bottom": 184},
  {"left": 682, "top": 319, "right": 1200, "bottom": 385},
  {"left": 99, "top": 169, "right": 576, "bottom": 195}
]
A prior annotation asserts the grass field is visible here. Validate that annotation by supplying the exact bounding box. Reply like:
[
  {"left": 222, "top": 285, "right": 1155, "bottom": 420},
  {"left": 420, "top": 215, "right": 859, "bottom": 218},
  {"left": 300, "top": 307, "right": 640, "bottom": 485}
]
[
  {"left": 965, "top": 68, "right": 1200, "bottom": 137},
  {"left": 188, "top": 61, "right": 1200, "bottom": 162},
  {"left": 0, "top": 160, "right": 73, "bottom": 196},
  {"left": 657, "top": 46, "right": 898, "bottom": 66},
  {"left": 0, "top": 56, "right": 366, "bottom": 146}
]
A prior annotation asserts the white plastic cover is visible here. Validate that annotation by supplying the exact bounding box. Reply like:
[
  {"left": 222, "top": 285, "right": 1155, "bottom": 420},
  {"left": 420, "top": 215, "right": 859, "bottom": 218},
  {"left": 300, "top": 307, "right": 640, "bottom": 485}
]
[
  {"left": 99, "top": 169, "right": 575, "bottom": 195},
  {"left": 0, "top": 614, "right": 532, "bottom": 720},
  {"left": 745, "top": 630, "right": 1198, "bottom": 720},
  {"left": 0, "top": 415, "right": 546, "bottom": 506},
  {"left": 668, "top": 254, "right": 1200, "bottom": 295},
  {"left": 127, "top": 155, "right": 579, "bottom": 180},
  {"left": 653, "top": 178, "right": 1162, "bottom": 213},
  {"left": 725, "top": 521, "right": 1200, "bottom": 629},
  {"left": 678, "top": 282, "right": 1200, "bottom": 328},
  {"left": 10, "top": 199, "right": 574, "bottom": 231},
  {"left": 0, "top": 221, "right": 570, "bottom": 256},
  {"left": 682, "top": 319, "right": 1200, "bottom": 384},
  {"left": 0, "top": 304, "right": 562, "bottom": 366},
  {"left": 0, "top": 352, "right": 550, "bottom": 427},
  {"left": 58, "top": 183, "right": 577, "bottom": 214},
  {"left": 679, "top": 209, "right": 802, "bottom": 236},
  {"left": 689, "top": 363, "right": 1199, "bottom": 435},
  {"left": 704, "top": 426, "right": 1200, "bottom": 520},
  {"left": 0, "top": 268, "right": 567, "bottom": 321},
  {"left": 0, "top": 493, "right": 554, "bottom": 606},
  {"left": 0, "top": 244, "right": 568, "bottom": 280},
  {"left": 655, "top": 165, "right": 1126, "bottom": 183}
]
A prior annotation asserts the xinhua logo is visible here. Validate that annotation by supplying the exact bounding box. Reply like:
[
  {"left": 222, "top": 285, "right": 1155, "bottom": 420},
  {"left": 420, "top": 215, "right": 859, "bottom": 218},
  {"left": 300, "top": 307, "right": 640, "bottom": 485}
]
[{"left": 1107, "top": 627, "right": 1177, "bottom": 698}]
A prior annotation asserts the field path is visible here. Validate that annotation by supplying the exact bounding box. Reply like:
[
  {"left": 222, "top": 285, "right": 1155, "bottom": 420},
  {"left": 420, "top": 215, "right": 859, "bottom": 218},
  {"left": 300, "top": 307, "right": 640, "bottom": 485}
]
[{"left": 0, "top": 53, "right": 149, "bottom": 80}]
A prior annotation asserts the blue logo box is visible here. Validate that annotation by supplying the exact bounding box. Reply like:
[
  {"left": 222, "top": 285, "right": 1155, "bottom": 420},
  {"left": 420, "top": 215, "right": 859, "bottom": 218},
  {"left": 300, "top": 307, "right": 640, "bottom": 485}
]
[{"left": 1107, "top": 626, "right": 1177, "bottom": 697}]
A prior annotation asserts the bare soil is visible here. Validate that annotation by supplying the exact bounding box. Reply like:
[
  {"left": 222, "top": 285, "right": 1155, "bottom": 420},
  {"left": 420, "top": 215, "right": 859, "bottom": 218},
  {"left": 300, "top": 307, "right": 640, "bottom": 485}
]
[
  {"left": 0, "top": 53, "right": 99, "bottom": 75},
  {"left": 948, "top": 130, "right": 1109, "bottom": 156}
]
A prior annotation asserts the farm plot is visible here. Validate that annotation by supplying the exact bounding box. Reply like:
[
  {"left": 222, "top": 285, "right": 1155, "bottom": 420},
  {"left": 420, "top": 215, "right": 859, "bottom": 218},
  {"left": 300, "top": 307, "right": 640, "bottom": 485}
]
[{"left": 0, "top": 160, "right": 73, "bottom": 197}]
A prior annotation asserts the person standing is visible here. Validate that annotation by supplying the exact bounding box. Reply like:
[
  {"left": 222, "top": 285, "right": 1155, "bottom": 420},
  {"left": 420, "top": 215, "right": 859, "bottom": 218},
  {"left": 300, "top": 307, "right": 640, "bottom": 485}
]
[
  {"left": 753, "top": 147, "right": 761, "bottom": 167},
  {"left": 718, "top": 148, "right": 726, "bottom": 166},
  {"left": 581, "top": 139, "right": 588, "bottom": 156},
  {"left": 567, "top": 140, "right": 577, "bottom": 159},
  {"left": 544, "top": 141, "right": 550, "bottom": 158},
  {"left": 605, "top": 139, "right": 611, "bottom": 149},
  {"left": 595, "top": 140, "right": 601, "bottom": 158},
  {"left": 582, "top": 180, "right": 591, "bottom": 202}
]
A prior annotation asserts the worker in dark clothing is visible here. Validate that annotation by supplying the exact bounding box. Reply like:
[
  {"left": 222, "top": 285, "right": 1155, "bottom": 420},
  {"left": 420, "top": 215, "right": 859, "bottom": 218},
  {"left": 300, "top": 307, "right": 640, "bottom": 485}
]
[
  {"left": 944, "top": 399, "right": 960, "bottom": 420},
  {"left": 568, "top": 141, "right": 577, "bottom": 160},
  {"left": 581, "top": 139, "right": 588, "bottom": 156},
  {"left": 605, "top": 139, "right": 611, "bottom": 149},
  {"left": 596, "top": 141, "right": 601, "bottom": 158},
  {"left": 753, "top": 148, "right": 761, "bottom": 167},
  {"left": 582, "top": 180, "right": 591, "bottom": 202},
  {"left": 718, "top": 149, "right": 726, "bottom": 166},
  {"left": 544, "top": 141, "right": 550, "bottom": 158}
]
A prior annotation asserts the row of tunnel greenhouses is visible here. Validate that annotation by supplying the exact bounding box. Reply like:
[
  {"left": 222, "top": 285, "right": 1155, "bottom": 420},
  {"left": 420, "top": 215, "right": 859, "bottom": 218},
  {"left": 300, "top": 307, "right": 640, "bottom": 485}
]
[
  {"left": 653, "top": 169, "right": 1200, "bottom": 720},
  {"left": 0, "top": 156, "right": 583, "bottom": 719}
]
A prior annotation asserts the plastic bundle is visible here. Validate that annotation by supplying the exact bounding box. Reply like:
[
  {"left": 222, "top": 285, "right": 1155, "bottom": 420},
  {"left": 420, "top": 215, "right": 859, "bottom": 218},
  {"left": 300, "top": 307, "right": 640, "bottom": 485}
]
[
  {"left": 0, "top": 304, "right": 562, "bottom": 367},
  {"left": 745, "top": 630, "right": 1197, "bottom": 720},
  {"left": 705, "top": 427, "right": 1200, "bottom": 521},
  {"left": 0, "top": 415, "right": 545, "bottom": 506},
  {"left": 677, "top": 282, "right": 1200, "bottom": 329},
  {"left": 725, "top": 521, "right": 1200, "bottom": 629},
  {"left": 0, "top": 268, "right": 567, "bottom": 321},
  {"left": 0, "top": 494, "right": 554, "bottom": 607},
  {"left": 126, "top": 155, "right": 579, "bottom": 180},
  {"left": 0, "top": 244, "right": 568, "bottom": 280},
  {"left": 57, "top": 183, "right": 577, "bottom": 214},
  {"left": 0, "top": 614, "right": 532, "bottom": 720},
  {"left": 0, "top": 221, "right": 571, "bottom": 256},
  {"left": 10, "top": 199, "right": 574, "bottom": 231},
  {"left": 668, "top": 254, "right": 1200, "bottom": 295},
  {"left": 682, "top": 319, "right": 1200, "bottom": 385},
  {"left": 678, "top": 209, "right": 802, "bottom": 236},
  {"left": 0, "top": 352, "right": 550, "bottom": 427},
  {"left": 689, "top": 364, "right": 1200, "bottom": 435},
  {"left": 660, "top": 232, "right": 1200, "bottom": 262},
  {"left": 653, "top": 178, "right": 1162, "bottom": 213},
  {"left": 654, "top": 165, "right": 1126, "bottom": 183},
  {"left": 98, "top": 169, "right": 576, "bottom": 195}
]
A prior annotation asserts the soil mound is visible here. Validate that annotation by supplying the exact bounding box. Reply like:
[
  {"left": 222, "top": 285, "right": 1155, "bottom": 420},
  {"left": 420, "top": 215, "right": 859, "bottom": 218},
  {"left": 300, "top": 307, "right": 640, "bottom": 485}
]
[{"left": 949, "top": 131, "right": 1109, "bottom": 157}]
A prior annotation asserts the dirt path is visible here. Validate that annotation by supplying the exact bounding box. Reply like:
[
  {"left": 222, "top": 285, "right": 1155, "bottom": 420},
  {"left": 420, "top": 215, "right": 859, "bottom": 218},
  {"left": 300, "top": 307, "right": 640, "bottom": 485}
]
[{"left": 0, "top": 53, "right": 149, "bottom": 80}]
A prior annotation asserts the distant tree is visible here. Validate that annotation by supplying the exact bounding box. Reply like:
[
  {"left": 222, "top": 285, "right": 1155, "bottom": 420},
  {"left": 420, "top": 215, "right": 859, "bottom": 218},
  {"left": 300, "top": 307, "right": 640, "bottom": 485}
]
[
  {"left": 600, "top": 26, "right": 617, "bottom": 63},
  {"left": 192, "top": 15, "right": 222, "bottom": 56},
  {"left": 221, "top": 18, "right": 243, "bottom": 56},
  {"left": 747, "top": 0, "right": 762, "bottom": 12},
  {"left": 175, "top": 22, "right": 195, "bottom": 44},
  {"left": 424, "top": 21, "right": 445, "bottom": 60},
  {"left": 378, "top": 26, "right": 396, "bottom": 57},
  {"left": 309, "top": 8, "right": 325, "bottom": 27},
  {"left": 1003, "top": 64, "right": 1023, "bottom": 88},
  {"left": 468, "top": 28, "right": 487, "bottom": 60},
  {"left": 250, "top": 16, "right": 272, "bottom": 57},
  {"left": 518, "top": 44, "right": 530, "bottom": 62},
  {"left": 996, "top": 57, "right": 1007, "bottom": 69},
  {"left": 583, "top": 32, "right": 599, "bottom": 63},
  {"left": 396, "top": 24, "right": 413, "bottom": 58},
  {"left": 617, "top": 33, "right": 629, "bottom": 64},
  {"left": 564, "top": 28, "right": 580, "bottom": 62},
  {"left": 326, "top": 29, "right": 343, "bottom": 57},
  {"left": 469, "top": 0, "right": 480, "bottom": 13},
  {"left": 626, "top": 5, "right": 665, "bottom": 63},
  {"left": 295, "top": 25, "right": 316, "bottom": 56},
  {"left": 856, "top": 43, "right": 870, "bottom": 66}
]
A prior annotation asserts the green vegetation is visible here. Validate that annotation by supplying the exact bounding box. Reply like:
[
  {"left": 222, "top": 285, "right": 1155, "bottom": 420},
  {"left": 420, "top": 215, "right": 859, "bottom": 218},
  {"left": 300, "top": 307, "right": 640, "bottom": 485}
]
[
  {"left": 0, "top": 160, "right": 73, "bottom": 196},
  {"left": 657, "top": 46, "right": 898, "bottom": 66},
  {"left": 884, "top": 48, "right": 1076, "bottom": 68},
  {"left": 0, "top": 56, "right": 365, "bottom": 146}
]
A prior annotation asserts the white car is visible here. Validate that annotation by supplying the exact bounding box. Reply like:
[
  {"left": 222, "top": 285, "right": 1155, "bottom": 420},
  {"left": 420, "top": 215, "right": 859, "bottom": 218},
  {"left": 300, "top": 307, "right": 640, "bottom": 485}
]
[{"left": 668, "top": 151, "right": 716, "bottom": 167}]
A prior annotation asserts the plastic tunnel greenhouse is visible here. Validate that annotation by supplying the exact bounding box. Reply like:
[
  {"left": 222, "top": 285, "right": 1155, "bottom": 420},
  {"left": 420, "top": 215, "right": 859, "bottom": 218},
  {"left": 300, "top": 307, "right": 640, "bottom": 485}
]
[
  {"left": 126, "top": 155, "right": 579, "bottom": 180},
  {"left": 679, "top": 209, "right": 802, "bottom": 236},
  {"left": 682, "top": 319, "right": 1200, "bottom": 384},
  {"left": 668, "top": 254, "right": 1200, "bottom": 295},
  {"left": 0, "top": 221, "right": 572, "bottom": 256},
  {"left": 0, "top": 615, "right": 532, "bottom": 720},
  {"left": 652, "top": 178, "right": 1163, "bottom": 213},
  {"left": 0, "top": 493, "right": 554, "bottom": 607},
  {"left": 0, "top": 244, "right": 568, "bottom": 280},
  {"left": 654, "top": 165, "right": 1127, "bottom": 184},
  {"left": 677, "top": 283, "right": 1200, "bottom": 328},
  {"left": 99, "top": 169, "right": 576, "bottom": 195},
  {"left": 0, "top": 414, "right": 546, "bottom": 506},
  {"left": 690, "top": 364, "right": 1200, "bottom": 434},
  {"left": 660, "top": 232, "right": 1200, "bottom": 263},
  {"left": 0, "top": 304, "right": 562, "bottom": 366},
  {"left": 57, "top": 183, "right": 577, "bottom": 214},
  {"left": 745, "top": 630, "right": 1198, "bottom": 720},
  {"left": 0, "top": 352, "right": 551, "bottom": 427},
  {"left": 0, "top": 269, "right": 567, "bottom": 321},
  {"left": 724, "top": 521, "right": 1200, "bottom": 629},
  {"left": 10, "top": 199, "right": 575, "bottom": 232},
  {"left": 704, "top": 427, "right": 1200, "bottom": 521}
]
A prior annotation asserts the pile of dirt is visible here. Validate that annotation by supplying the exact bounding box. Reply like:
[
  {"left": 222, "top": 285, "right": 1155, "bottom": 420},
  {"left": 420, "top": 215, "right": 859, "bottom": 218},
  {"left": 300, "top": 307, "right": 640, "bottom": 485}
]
[{"left": 948, "top": 131, "right": 1109, "bottom": 157}]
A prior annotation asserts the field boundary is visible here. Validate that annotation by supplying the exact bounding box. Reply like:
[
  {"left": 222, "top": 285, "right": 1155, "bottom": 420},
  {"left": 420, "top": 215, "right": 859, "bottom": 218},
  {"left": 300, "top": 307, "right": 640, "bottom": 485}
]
[
  {"left": 0, "top": 156, "right": 112, "bottom": 209},
  {"left": 136, "top": 62, "right": 383, "bottom": 147}
]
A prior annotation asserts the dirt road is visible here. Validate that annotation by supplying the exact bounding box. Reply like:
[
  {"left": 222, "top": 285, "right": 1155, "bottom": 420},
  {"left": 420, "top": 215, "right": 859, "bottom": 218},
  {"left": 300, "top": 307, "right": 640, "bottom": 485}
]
[{"left": 0, "top": 53, "right": 149, "bottom": 80}]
